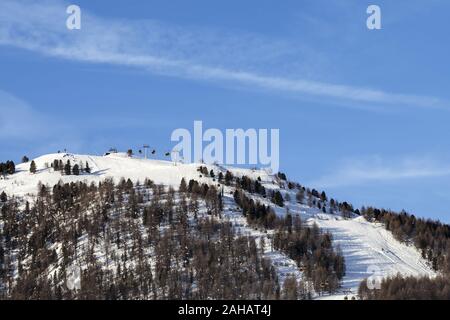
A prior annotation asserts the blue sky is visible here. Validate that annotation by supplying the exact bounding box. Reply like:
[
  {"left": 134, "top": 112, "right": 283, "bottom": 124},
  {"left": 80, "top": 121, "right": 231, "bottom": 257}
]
[{"left": 1, "top": 0, "right": 450, "bottom": 221}]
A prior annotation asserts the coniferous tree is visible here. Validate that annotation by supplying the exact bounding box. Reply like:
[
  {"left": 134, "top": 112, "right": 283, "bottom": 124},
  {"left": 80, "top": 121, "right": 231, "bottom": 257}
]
[
  {"left": 272, "top": 191, "right": 284, "bottom": 207},
  {"left": 22, "top": 156, "right": 29, "bottom": 163},
  {"left": 8, "top": 161, "right": 15, "bottom": 174},
  {"left": 296, "top": 189, "right": 305, "bottom": 204},
  {"left": 72, "top": 164, "right": 80, "bottom": 176},
  {"left": 277, "top": 172, "right": 287, "bottom": 181},
  {"left": 224, "top": 171, "right": 233, "bottom": 186},
  {"left": 179, "top": 178, "right": 187, "bottom": 193},
  {"left": 53, "top": 159, "right": 60, "bottom": 171},
  {"left": 85, "top": 162, "right": 91, "bottom": 174},
  {"left": 282, "top": 276, "right": 298, "bottom": 300},
  {"left": 0, "top": 163, "right": 5, "bottom": 177},
  {"left": 29, "top": 160, "right": 37, "bottom": 174},
  {"left": 0, "top": 161, "right": 16, "bottom": 175},
  {"left": 64, "top": 160, "right": 71, "bottom": 175},
  {"left": 0, "top": 191, "right": 7, "bottom": 202}
]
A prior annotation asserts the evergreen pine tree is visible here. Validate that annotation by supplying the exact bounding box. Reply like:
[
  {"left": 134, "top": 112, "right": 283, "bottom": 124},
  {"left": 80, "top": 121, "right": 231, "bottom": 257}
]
[
  {"left": 0, "top": 191, "right": 7, "bottom": 202},
  {"left": 6, "top": 161, "right": 15, "bottom": 174},
  {"left": 277, "top": 172, "right": 287, "bottom": 181},
  {"left": 72, "top": 164, "right": 80, "bottom": 176},
  {"left": 53, "top": 159, "right": 60, "bottom": 171},
  {"left": 296, "top": 189, "right": 305, "bottom": 204},
  {"left": 225, "top": 171, "right": 233, "bottom": 185},
  {"left": 85, "top": 162, "right": 91, "bottom": 173},
  {"left": 272, "top": 191, "right": 284, "bottom": 207},
  {"left": 29, "top": 160, "right": 37, "bottom": 174},
  {"left": 179, "top": 178, "right": 187, "bottom": 192},
  {"left": 64, "top": 160, "right": 71, "bottom": 175}
]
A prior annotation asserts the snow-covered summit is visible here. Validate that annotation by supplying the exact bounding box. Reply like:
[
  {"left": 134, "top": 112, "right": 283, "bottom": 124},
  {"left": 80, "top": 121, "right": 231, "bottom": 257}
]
[{"left": 0, "top": 152, "right": 272, "bottom": 199}]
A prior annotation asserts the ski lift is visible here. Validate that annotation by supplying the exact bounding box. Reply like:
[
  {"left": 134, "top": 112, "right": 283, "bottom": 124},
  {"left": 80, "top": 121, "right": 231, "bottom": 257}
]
[{"left": 104, "top": 147, "right": 118, "bottom": 156}]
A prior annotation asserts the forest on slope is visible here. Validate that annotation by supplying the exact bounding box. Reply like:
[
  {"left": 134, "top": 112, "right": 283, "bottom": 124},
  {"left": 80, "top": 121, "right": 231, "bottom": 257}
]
[
  {"left": 1, "top": 154, "right": 449, "bottom": 300},
  {"left": 358, "top": 207, "right": 450, "bottom": 299},
  {"left": 0, "top": 162, "right": 345, "bottom": 300}
]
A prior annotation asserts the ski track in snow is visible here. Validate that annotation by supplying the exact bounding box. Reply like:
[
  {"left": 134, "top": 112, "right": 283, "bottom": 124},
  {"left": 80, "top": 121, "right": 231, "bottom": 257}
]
[
  {"left": 312, "top": 214, "right": 435, "bottom": 298},
  {"left": 0, "top": 152, "right": 437, "bottom": 299},
  {"left": 273, "top": 192, "right": 436, "bottom": 299}
]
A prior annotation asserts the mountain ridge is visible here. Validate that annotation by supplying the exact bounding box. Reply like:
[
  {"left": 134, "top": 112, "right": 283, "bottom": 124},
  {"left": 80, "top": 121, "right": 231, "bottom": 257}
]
[{"left": 0, "top": 152, "right": 438, "bottom": 299}]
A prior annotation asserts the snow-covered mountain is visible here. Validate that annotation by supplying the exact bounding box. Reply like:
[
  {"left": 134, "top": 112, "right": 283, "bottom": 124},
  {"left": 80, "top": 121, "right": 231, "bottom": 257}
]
[{"left": 0, "top": 152, "right": 436, "bottom": 299}]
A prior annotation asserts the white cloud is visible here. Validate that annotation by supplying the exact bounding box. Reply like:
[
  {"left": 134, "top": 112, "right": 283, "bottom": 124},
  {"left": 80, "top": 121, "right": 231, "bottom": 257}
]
[
  {"left": 310, "top": 155, "right": 450, "bottom": 188},
  {"left": 0, "top": 0, "right": 446, "bottom": 109}
]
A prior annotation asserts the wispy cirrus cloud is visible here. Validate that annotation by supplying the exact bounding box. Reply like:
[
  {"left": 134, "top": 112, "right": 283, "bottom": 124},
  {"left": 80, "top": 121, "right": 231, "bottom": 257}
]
[
  {"left": 0, "top": 0, "right": 446, "bottom": 110},
  {"left": 310, "top": 155, "right": 450, "bottom": 188}
]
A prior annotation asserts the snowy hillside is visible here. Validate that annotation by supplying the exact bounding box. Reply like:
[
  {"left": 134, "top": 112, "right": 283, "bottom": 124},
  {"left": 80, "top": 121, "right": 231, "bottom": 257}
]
[{"left": 0, "top": 152, "right": 436, "bottom": 299}]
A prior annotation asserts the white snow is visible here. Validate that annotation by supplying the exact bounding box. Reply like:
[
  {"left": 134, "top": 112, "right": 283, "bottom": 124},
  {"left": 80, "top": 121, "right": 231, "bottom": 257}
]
[
  {"left": 310, "top": 213, "right": 435, "bottom": 299},
  {"left": 221, "top": 195, "right": 305, "bottom": 290},
  {"left": 268, "top": 191, "right": 437, "bottom": 299}
]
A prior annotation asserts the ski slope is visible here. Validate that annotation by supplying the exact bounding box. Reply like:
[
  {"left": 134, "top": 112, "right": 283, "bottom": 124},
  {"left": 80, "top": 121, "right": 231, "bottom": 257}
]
[
  {"left": 0, "top": 152, "right": 436, "bottom": 299},
  {"left": 0, "top": 152, "right": 275, "bottom": 198},
  {"left": 0, "top": 152, "right": 227, "bottom": 199},
  {"left": 310, "top": 213, "right": 435, "bottom": 299}
]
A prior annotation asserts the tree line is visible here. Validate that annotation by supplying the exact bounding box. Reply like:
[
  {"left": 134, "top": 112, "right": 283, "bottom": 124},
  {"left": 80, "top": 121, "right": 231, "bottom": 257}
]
[
  {"left": 361, "top": 207, "right": 450, "bottom": 273},
  {"left": 358, "top": 274, "right": 450, "bottom": 300},
  {"left": 272, "top": 214, "right": 345, "bottom": 295},
  {"left": 0, "top": 161, "right": 15, "bottom": 177}
]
